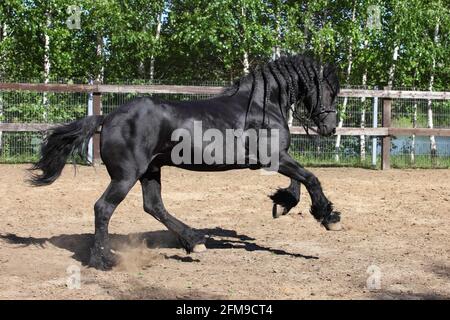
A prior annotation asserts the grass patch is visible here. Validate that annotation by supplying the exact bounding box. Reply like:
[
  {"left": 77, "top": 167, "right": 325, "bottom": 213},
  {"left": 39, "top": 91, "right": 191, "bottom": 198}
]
[
  {"left": 1, "top": 152, "right": 449, "bottom": 170},
  {"left": 290, "top": 152, "right": 450, "bottom": 169}
]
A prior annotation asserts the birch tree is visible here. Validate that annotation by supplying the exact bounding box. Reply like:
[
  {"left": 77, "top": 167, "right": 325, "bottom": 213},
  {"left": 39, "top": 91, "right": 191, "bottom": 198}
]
[
  {"left": 0, "top": 21, "right": 6, "bottom": 154},
  {"left": 149, "top": 9, "right": 164, "bottom": 81},
  {"left": 240, "top": 4, "right": 250, "bottom": 74},
  {"left": 335, "top": 1, "right": 357, "bottom": 162},
  {"left": 387, "top": 29, "right": 399, "bottom": 88},
  {"left": 95, "top": 33, "right": 104, "bottom": 82},
  {"left": 42, "top": 8, "right": 51, "bottom": 112},
  {"left": 360, "top": 61, "right": 368, "bottom": 161},
  {"left": 411, "top": 85, "right": 417, "bottom": 164},
  {"left": 427, "top": 17, "right": 440, "bottom": 163}
]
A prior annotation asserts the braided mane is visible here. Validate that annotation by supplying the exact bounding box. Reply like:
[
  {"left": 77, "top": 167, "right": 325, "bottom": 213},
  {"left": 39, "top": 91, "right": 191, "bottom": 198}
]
[{"left": 222, "top": 54, "right": 338, "bottom": 129}]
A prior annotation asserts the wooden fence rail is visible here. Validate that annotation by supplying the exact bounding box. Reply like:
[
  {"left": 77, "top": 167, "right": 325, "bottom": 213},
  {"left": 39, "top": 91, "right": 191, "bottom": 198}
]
[
  {"left": 1, "top": 83, "right": 449, "bottom": 169},
  {"left": 1, "top": 82, "right": 450, "bottom": 99},
  {"left": 3, "top": 124, "right": 450, "bottom": 137}
]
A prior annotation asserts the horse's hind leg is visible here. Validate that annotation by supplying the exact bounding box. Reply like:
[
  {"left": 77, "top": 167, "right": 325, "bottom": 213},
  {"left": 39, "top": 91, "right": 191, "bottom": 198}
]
[
  {"left": 270, "top": 178, "right": 301, "bottom": 218},
  {"left": 89, "top": 178, "right": 136, "bottom": 270},
  {"left": 140, "top": 168, "right": 206, "bottom": 253}
]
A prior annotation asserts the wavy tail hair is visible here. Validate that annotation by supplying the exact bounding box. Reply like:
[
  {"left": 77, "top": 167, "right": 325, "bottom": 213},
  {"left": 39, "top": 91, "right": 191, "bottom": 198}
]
[{"left": 29, "top": 115, "right": 104, "bottom": 186}]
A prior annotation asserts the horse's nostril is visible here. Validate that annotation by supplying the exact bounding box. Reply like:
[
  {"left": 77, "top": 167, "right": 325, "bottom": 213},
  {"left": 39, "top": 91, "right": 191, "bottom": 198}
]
[{"left": 332, "top": 128, "right": 336, "bottom": 134}]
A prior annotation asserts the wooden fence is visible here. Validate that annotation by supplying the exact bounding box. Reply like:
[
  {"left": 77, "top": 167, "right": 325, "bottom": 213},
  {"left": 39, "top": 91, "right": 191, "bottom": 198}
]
[{"left": 0, "top": 82, "right": 449, "bottom": 169}]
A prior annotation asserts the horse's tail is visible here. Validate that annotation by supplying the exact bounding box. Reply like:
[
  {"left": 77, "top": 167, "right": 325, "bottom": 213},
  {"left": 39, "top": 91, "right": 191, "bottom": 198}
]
[{"left": 29, "top": 115, "right": 104, "bottom": 186}]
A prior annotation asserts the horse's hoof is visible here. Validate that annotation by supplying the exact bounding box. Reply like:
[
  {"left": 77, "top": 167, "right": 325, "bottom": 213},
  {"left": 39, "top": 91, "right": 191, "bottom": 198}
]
[
  {"left": 272, "top": 204, "right": 287, "bottom": 219},
  {"left": 192, "top": 244, "right": 207, "bottom": 253},
  {"left": 89, "top": 255, "right": 116, "bottom": 271},
  {"left": 324, "top": 221, "right": 343, "bottom": 231},
  {"left": 89, "top": 247, "right": 118, "bottom": 271}
]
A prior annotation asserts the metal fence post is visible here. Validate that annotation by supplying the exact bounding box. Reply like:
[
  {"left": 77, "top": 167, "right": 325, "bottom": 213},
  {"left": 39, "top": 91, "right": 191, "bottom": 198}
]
[{"left": 382, "top": 90, "right": 392, "bottom": 170}]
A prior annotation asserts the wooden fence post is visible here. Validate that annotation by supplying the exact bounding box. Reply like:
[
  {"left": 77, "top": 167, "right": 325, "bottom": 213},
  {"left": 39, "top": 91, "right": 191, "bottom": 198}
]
[
  {"left": 92, "top": 84, "right": 102, "bottom": 165},
  {"left": 382, "top": 88, "right": 392, "bottom": 170}
]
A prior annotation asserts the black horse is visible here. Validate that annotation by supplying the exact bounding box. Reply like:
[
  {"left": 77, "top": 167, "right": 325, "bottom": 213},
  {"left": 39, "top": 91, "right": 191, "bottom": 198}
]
[{"left": 30, "top": 54, "right": 342, "bottom": 270}]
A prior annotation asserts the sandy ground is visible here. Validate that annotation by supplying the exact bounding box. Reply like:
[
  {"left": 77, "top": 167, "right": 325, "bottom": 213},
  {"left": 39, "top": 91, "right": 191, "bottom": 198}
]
[{"left": 0, "top": 164, "right": 449, "bottom": 300}]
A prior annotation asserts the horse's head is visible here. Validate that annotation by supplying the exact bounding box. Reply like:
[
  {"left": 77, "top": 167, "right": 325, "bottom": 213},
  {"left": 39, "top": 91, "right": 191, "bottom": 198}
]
[{"left": 298, "top": 61, "right": 340, "bottom": 136}]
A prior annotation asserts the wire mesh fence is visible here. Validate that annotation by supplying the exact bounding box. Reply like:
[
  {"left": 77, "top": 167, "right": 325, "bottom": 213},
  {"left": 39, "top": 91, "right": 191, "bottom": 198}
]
[
  {"left": 0, "top": 83, "right": 449, "bottom": 168},
  {"left": 0, "top": 131, "right": 43, "bottom": 163},
  {"left": 0, "top": 91, "right": 88, "bottom": 123},
  {"left": 290, "top": 135, "right": 380, "bottom": 168}
]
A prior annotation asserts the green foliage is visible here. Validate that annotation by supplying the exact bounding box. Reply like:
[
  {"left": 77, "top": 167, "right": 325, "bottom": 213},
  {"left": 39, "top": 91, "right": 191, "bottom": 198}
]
[{"left": 0, "top": 0, "right": 447, "bottom": 88}]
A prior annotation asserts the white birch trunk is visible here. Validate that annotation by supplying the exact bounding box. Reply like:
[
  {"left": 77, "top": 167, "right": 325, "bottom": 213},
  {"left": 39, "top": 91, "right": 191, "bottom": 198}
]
[
  {"left": 273, "top": 5, "right": 281, "bottom": 60},
  {"left": 359, "top": 39, "right": 369, "bottom": 162},
  {"left": 335, "top": 3, "right": 356, "bottom": 162},
  {"left": 360, "top": 69, "right": 368, "bottom": 161},
  {"left": 43, "top": 11, "right": 51, "bottom": 120},
  {"left": 428, "top": 80, "right": 437, "bottom": 162},
  {"left": 96, "top": 33, "right": 104, "bottom": 83},
  {"left": 428, "top": 20, "right": 439, "bottom": 163},
  {"left": 411, "top": 100, "right": 417, "bottom": 164},
  {"left": 0, "top": 23, "right": 6, "bottom": 154},
  {"left": 241, "top": 6, "right": 250, "bottom": 74},
  {"left": 386, "top": 21, "right": 400, "bottom": 88},
  {"left": 334, "top": 97, "right": 347, "bottom": 161},
  {"left": 149, "top": 11, "right": 163, "bottom": 81},
  {"left": 243, "top": 51, "right": 250, "bottom": 74},
  {"left": 0, "top": 22, "right": 5, "bottom": 75},
  {"left": 387, "top": 44, "right": 399, "bottom": 88},
  {"left": 138, "top": 61, "right": 145, "bottom": 78}
]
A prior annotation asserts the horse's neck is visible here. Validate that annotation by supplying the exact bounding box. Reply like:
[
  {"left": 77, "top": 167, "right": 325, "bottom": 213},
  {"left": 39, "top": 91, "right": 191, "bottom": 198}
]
[
  {"left": 234, "top": 74, "right": 295, "bottom": 127},
  {"left": 261, "top": 74, "right": 297, "bottom": 122}
]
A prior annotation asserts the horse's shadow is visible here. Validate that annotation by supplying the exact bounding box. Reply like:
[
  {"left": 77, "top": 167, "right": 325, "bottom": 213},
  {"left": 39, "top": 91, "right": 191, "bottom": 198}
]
[{"left": 0, "top": 227, "right": 318, "bottom": 266}]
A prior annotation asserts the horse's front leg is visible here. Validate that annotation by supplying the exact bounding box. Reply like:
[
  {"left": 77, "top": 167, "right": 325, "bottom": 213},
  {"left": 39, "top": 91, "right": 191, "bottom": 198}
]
[
  {"left": 270, "top": 178, "right": 301, "bottom": 218},
  {"left": 276, "top": 151, "right": 342, "bottom": 230}
]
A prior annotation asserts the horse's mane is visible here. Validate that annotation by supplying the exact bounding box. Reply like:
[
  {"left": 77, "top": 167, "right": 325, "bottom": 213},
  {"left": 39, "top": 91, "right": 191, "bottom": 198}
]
[{"left": 221, "top": 54, "right": 339, "bottom": 129}]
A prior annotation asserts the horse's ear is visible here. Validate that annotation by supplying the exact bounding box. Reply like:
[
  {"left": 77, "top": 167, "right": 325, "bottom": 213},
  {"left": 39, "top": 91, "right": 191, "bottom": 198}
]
[{"left": 323, "top": 63, "right": 340, "bottom": 93}]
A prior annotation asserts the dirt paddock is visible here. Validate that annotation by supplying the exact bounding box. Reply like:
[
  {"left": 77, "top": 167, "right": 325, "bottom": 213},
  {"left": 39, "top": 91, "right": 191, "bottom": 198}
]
[{"left": 0, "top": 164, "right": 449, "bottom": 299}]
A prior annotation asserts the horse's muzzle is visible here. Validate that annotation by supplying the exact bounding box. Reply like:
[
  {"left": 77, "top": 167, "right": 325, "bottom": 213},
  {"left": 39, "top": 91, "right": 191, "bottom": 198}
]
[{"left": 316, "top": 112, "right": 337, "bottom": 136}]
